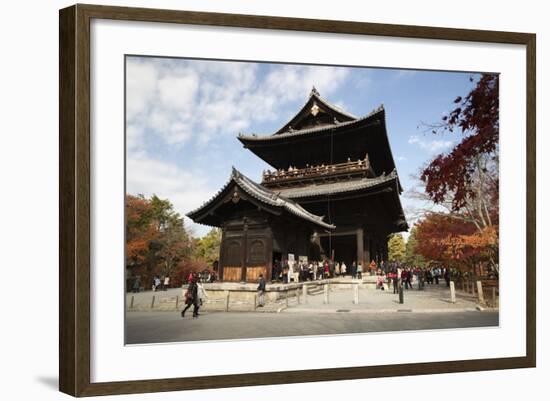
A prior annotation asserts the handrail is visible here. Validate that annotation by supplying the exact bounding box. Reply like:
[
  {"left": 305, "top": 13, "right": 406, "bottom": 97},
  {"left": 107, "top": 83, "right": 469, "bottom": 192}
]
[{"left": 262, "top": 158, "right": 372, "bottom": 184}]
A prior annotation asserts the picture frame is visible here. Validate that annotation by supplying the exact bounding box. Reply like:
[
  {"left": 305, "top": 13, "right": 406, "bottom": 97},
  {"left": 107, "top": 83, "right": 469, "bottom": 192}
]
[{"left": 59, "top": 3, "right": 536, "bottom": 397}]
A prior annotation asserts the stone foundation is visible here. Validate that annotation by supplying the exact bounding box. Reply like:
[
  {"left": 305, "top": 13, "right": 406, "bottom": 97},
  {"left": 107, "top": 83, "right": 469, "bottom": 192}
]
[{"left": 127, "top": 276, "right": 382, "bottom": 312}]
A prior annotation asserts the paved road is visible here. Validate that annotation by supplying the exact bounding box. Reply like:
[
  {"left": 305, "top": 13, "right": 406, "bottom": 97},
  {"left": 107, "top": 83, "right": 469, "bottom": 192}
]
[{"left": 125, "top": 310, "right": 499, "bottom": 344}]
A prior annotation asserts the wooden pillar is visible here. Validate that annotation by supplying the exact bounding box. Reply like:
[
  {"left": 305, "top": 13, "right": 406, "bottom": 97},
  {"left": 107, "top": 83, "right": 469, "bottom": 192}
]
[
  {"left": 266, "top": 231, "right": 273, "bottom": 282},
  {"left": 219, "top": 227, "right": 226, "bottom": 281},
  {"left": 241, "top": 218, "right": 248, "bottom": 282},
  {"left": 356, "top": 228, "right": 364, "bottom": 269},
  {"left": 363, "top": 235, "right": 370, "bottom": 267}
]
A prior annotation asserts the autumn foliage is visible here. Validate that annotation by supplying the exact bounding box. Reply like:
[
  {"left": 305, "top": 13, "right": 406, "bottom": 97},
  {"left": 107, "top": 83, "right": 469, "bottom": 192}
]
[
  {"left": 414, "top": 74, "right": 499, "bottom": 275},
  {"left": 125, "top": 194, "right": 221, "bottom": 290}
]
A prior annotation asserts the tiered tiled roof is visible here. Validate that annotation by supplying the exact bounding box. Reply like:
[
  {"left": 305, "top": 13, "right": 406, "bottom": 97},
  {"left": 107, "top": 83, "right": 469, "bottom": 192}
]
[
  {"left": 277, "top": 170, "right": 398, "bottom": 199},
  {"left": 187, "top": 168, "right": 335, "bottom": 229}
]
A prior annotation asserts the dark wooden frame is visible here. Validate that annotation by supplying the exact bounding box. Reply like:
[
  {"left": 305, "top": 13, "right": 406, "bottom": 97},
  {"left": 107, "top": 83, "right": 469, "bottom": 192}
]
[{"left": 59, "top": 3, "right": 536, "bottom": 397}]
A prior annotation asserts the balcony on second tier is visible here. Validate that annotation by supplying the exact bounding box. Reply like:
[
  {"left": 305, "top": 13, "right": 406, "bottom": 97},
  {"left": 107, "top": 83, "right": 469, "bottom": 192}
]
[{"left": 261, "top": 155, "right": 375, "bottom": 189}]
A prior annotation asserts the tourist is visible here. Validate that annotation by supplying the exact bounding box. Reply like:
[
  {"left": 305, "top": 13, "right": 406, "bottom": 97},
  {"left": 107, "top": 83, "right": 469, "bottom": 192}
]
[
  {"left": 163, "top": 275, "right": 170, "bottom": 291},
  {"left": 376, "top": 272, "right": 385, "bottom": 290},
  {"left": 324, "top": 260, "right": 330, "bottom": 278},
  {"left": 351, "top": 261, "right": 357, "bottom": 279},
  {"left": 257, "top": 274, "right": 266, "bottom": 307},
  {"left": 181, "top": 275, "right": 199, "bottom": 318},
  {"left": 405, "top": 268, "right": 413, "bottom": 290},
  {"left": 313, "top": 262, "right": 318, "bottom": 280},
  {"left": 426, "top": 268, "right": 433, "bottom": 285},
  {"left": 369, "top": 259, "right": 377, "bottom": 275},
  {"left": 392, "top": 270, "right": 399, "bottom": 294},
  {"left": 335, "top": 262, "right": 341, "bottom": 277},
  {"left": 401, "top": 269, "right": 409, "bottom": 289},
  {"left": 196, "top": 280, "right": 208, "bottom": 315},
  {"left": 444, "top": 268, "right": 451, "bottom": 287},
  {"left": 286, "top": 260, "right": 293, "bottom": 283},
  {"left": 357, "top": 262, "right": 363, "bottom": 279},
  {"left": 433, "top": 267, "right": 441, "bottom": 285},
  {"left": 341, "top": 261, "right": 347, "bottom": 277}
]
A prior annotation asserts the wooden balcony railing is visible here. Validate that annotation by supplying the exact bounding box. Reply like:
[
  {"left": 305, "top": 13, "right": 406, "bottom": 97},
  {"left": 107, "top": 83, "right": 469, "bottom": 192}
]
[{"left": 262, "top": 157, "right": 373, "bottom": 187}]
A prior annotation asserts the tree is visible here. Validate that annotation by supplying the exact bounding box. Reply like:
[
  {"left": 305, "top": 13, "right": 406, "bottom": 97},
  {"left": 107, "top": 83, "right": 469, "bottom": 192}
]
[
  {"left": 193, "top": 228, "right": 222, "bottom": 266},
  {"left": 414, "top": 213, "right": 496, "bottom": 275},
  {"left": 126, "top": 194, "right": 157, "bottom": 267},
  {"left": 125, "top": 193, "right": 193, "bottom": 287},
  {"left": 387, "top": 233, "right": 406, "bottom": 263},
  {"left": 155, "top": 216, "right": 192, "bottom": 278},
  {"left": 417, "top": 73, "right": 499, "bottom": 272},
  {"left": 404, "top": 226, "right": 425, "bottom": 266}
]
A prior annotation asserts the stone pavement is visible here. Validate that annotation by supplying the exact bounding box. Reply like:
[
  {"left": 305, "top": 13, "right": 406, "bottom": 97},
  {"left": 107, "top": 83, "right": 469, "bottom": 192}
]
[
  {"left": 126, "top": 282, "right": 491, "bottom": 313},
  {"left": 283, "top": 284, "right": 483, "bottom": 314},
  {"left": 125, "top": 309, "right": 499, "bottom": 344}
]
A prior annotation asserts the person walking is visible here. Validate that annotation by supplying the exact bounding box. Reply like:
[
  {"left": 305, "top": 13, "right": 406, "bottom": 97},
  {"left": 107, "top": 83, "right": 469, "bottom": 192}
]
[
  {"left": 163, "top": 275, "right": 170, "bottom": 291},
  {"left": 257, "top": 274, "right": 266, "bottom": 307},
  {"left": 181, "top": 275, "right": 199, "bottom": 318},
  {"left": 192, "top": 280, "right": 208, "bottom": 317},
  {"left": 357, "top": 262, "right": 363, "bottom": 280},
  {"left": 335, "top": 262, "right": 341, "bottom": 277},
  {"left": 351, "top": 261, "right": 357, "bottom": 279},
  {"left": 341, "top": 261, "right": 347, "bottom": 277}
]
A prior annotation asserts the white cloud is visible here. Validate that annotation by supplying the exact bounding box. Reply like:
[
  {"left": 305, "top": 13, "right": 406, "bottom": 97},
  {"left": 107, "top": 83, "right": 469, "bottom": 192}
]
[
  {"left": 126, "top": 58, "right": 352, "bottom": 152},
  {"left": 124, "top": 58, "right": 356, "bottom": 236},
  {"left": 126, "top": 153, "right": 219, "bottom": 237},
  {"left": 408, "top": 135, "right": 453, "bottom": 153},
  {"left": 393, "top": 70, "right": 418, "bottom": 80}
]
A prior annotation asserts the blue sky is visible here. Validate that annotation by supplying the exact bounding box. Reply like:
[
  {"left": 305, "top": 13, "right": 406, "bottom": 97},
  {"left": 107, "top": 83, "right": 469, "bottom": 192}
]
[{"left": 126, "top": 56, "right": 481, "bottom": 238}]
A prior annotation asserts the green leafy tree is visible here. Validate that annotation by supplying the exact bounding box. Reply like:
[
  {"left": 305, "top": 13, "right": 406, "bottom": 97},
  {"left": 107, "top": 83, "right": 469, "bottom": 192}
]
[
  {"left": 194, "top": 228, "right": 222, "bottom": 266},
  {"left": 387, "top": 233, "right": 406, "bottom": 263},
  {"left": 405, "top": 226, "right": 425, "bottom": 266}
]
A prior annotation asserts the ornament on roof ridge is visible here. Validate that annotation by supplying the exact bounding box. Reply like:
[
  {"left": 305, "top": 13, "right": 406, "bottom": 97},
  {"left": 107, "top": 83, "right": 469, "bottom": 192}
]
[
  {"left": 310, "top": 86, "right": 320, "bottom": 97},
  {"left": 310, "top": 103, "right": 320, "bottom": 116}
]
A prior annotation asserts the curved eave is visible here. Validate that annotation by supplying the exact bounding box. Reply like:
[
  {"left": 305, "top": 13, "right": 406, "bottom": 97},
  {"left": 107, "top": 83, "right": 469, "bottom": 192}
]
[
  {"left": 281, "top": 172, "right": 408, "bottom": 232},
  {"left": 278, "top": 171, "right": 398, "bottom": 199},
  {"left": 239, "top": 106, "right": 384, "bottom": 144},
  {"left": 186, "top": 168, "right": 335, "bottom": 230}
]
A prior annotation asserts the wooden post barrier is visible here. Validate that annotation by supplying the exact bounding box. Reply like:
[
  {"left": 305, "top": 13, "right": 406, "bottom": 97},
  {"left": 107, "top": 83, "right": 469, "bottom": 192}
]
[
  {"left": 324, "top": 284, "right": 329, "bottom": 304},
  {"left": 130, "top": 295, "right": 134, "bottom": 309},
  {"left": 476, "top": 281, "right": 485, "bottom": 304},
  {"left": 175, "top": 295, "right": 179, "bottom": 310},
  {"left": 353, "top": 283, "right": 359, "bottom": 305},
  {"left": 224, "top": 291, "right": 230, "bottom": 312},
  {"left": 253, "top": 293, "right": 258, "bottom": 311},
  {"left": 302, "top": 284, "right": 308, "bottom": 304},
  {"left": 450, "top": 281, "right": 456, "bottom": 303},
  {"left": 150, "top": 295, "right": 155, "bottom": 309}
]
